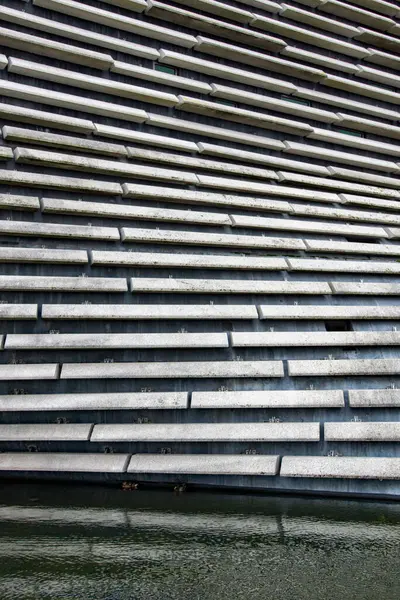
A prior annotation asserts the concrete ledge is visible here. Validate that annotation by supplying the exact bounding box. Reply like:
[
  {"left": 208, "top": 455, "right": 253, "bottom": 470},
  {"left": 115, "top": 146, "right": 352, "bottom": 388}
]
[
  {"left": 0, "top": 5, "right": 159, "bottom": 59},
  {"left": 279, "top": 3, "right": 359, "bottom": 37},
  {"left": 282, "top": 45, "right": 358, "bottom": 74},
  {"left": 309, "top": 127, "right": 400, "bottom": 159},
  {"left": 34, "top": 0, "right": 196, "bottom": 47},
  {"left": 173, "top": 0, "right": 253, "bottom": 24},
  {"left": 3, "top": 127, "right": 128, "bottom": 157},
  {"left": 210, "top": 84, "right": 336, "bottom": 124},
  {"left": 280, "top": 457, "right": 400, "bottom": 479},
  {"left": 0, "top": 25, "right": 113, "bottom": 69},
  {"left": 0, "top": 195, "right": 39, "bottom": 211},
  {"left": 0, "top": 169, "right": 122, "bottom": 194},
  {"left": 121, "top": 228, "right": 305, "bottom": 250},
  {"left": 328, "top": 167, "right": 400, "bottom": 187},
  {"left": 294, "top": 86, "right": 399, "bottom": 121},
  {"left": 0, "top": 364, "right": 59, "bottom": 380},
  {"left": 323, "top": 73, "right": 400, "bottom": 105},
  {"left": 91, "top": 422, "right": 319, "bottom": 442},
  {"left": 0, "top": 276, "right": 127, "bottom": 292},
  {"left": 251, "top": 13, "right": 369, "bottom": 57},
  {"left": 128, "top": 454, "right": 280, "bottom": 476},
  {"left": 319, "top": 1, "right": 395, "bottom": 31},
  {"left": 92, "top": 251, "right": 288, "bottom": 271},
  {"left": 231, "top": 214, "right": 386, "bottom": 238},
  {"left": 0, "top": 424, "right": 92, "bottom": 441},
  {"left": 198, "top": 142, "right": 330, "bottom": 176},
  {"left": 259, "top": 304, "right": 400, "bottom": 320},
  {"left": 232, "top": 331, "right": 400, "bottom": 347},
  {"left": 159, "top": 49, "right": 294, "bottom": 94},
  {"left": 0, "top": 79, "right": 148, "bottom": 124},
  {"left": 127, "top": 147, "right": 278, "bottom": 180},
  {"left": 349, "top": 390, "right": 400, "bottom": 408},
  {"left": 277, "top": 171, "right": 400, "bottom": 200},
  {"left": 355, "top": 27, "right": 400, "bottom": 52},
  {"left": 177, "top": 95, "right": 313, "bottom": 136},
  {"left": 94, "top": 123, "right": 197, "bottom": 153},
  {"left": 340, "top": 194, "right": 400, "bottom": 211},
  {"left": 8, "top": 57, "right": 177, "bottom": 108},
  {"left": 145, "top": 113, "right": 285, "bottom": 151},
  {"left": 15, "top": 148, "right": 197, "bottom": 185},
  {"left": 365, "top": 48, "right": 400, "bottom": 70},
  {"left": 288, "top": 258, "right": 400, "bottom": 273},
  {"left": 191, "top": 390, "right": 344, "bottom": 408},
  {"left": 42, "top": 198, "right": 230, "bottom": 227},
  {"left": 0, "top": 102, "right": 94, "bottom": 133},
  {"left": 288, "top": 359, "right": 400, "bottom": 376},
  {"left": 334, "top": 114, "right": 400, "bottom": 141},
  {"left": 112, "top": 60, "right": 212, "bottom": 94},
  {"left": 99, "top": 0, "right": 147, "bottom": 12},
  {"left": 146, "top": 1, "right": 286, "bottom": 51},
  {"left": 284, "top": 140, "right": 397, "bottom": 173},
  {"left": 122, "top": 184, "right": 308, "bottom": 211},
  {"left": 0, "top": 220, "right": 119, "bottom": 241},
  {"left": 0, "top": 304, "right": 37, "bottom": 320},
  {"left": 0, "top": 147, "right": 13, "bottom": 160},
  {"left": 195, "top": 36, "right": 325, "bottom": 82},
  {"left": 325, "top": 422, "right": 400, "bottom": 442},
  {"left": 61, "top": 360, "right": 285, "bottom": 379},
  {"left": 130, "top": 278, "right": 331, "bottom": 295},
  {"left": 5, "top": 332, "right": 229, "bottom": 350},
  {"left": 330, "top": 282, "right": 400, "bottom": 295},
  {"left": 0, "top": 453, "right": 130, "bottom": 472},
  {"left": 0, "top": 392, "right": 188, "bottom": 412},
  {"left": 291, "top": 202, "right": 400, "bottom": 226},
  {"left": 42, "top": 304, "right": 258, "bottom": 320},
  {"left": 0, "top": 248, "right": 88, "bottom": 264}
]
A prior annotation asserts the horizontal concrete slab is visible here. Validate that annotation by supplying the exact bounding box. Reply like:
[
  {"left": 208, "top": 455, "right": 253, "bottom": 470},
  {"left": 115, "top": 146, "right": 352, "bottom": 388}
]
[
  {"left": 0, "top": 248, "right": 88, "bottom": 264},
  {"left": 0, "top": 364, "right": 59, "bottom": 380},
  {"left": 128, "top": 454, "right": 280, "bottom": 475},
  {"left": 91, "top": 422, "right": 319, "bottom": 442},
  {"left": 305, "top": 239, "right": 400, "bottom": 257},
  {"left": 288, "top": 359, "right": 400, "bottom": 377},
  {"left": 9, "top": 57, "right": 178, "bottom": 107},
  {"left": 191, "top": 390, "right": 344, "bottom": 408},
  {"left": 0, "top": 276, "right": 127, "bottom": 292},
  {"left": 0, "top": 392, "right": 188, "bottom": 412},
  {"left": 259, "top": 304, "right": 400, "bottom": 320},
  {"left": 94, "top": 123, "right": 197, "bottom": 152},
  {"left": 0, "top": 453, "right": 130, "bottom": 472},
  {"left": 15, "top": 148, "right": 197, "bottom": 185},
  {"left": 280, "top": 456, "right": 400, "bottom": 479},
  {"left": 121, "top": 228, "right": 305, "bottom": 250},
  {"left": 3, "top": 127, "right": 127, "bottom": 157},
  {"left": 330, "top": 282, "right": 400, "bottom": 295},
  {"left": 288, "top": 258, "right": 400, "bottom": 273},
  {"left": 5, "top": 332, "right": 229, "bottom": 350},
  {"left": 231, "top": 331, "right": 400, "bottom": 347},
  {"left": 42, "top": 197, "right": 230, "bottom": 226},
  {"left": 0, "top": 424, "right": 92, "bottom": 441},
  {"left": 0, "top": 168, "right": 122, "bottom": 194},
  {"left": 0, "top": 220, "right": 119, "bottom": 241},
  {"left": 231, "top": 214, "right": 386, "bottom": 238},
  {"left": 325, "top": 422, "right": 400, "bottom": 442},
  {"left": 130, "top": 278, "right": 331, "bottom": 295},
  {"left": 42, "top": 304, "right": 259, "bottom": 320},
  {"left": 0, "top": 101, "right": 94, "bottom": 133},
  {"left": 349, "top": 389, "right": 400, "bottom": 408},
  {"left": 0, "top": 194, "right": 39, "bottom": 211},
  {"left": 61, "top": 360, "right": 284, "bottom": 379},
  {"left": 92, "top": 251, "right": 288, "bottom": 271},
  {"left": 0, "top": 304, "right": 37, "bottom": 320},
  {"left": 0, "top": 25, "right": 113, "bottom": 69}
]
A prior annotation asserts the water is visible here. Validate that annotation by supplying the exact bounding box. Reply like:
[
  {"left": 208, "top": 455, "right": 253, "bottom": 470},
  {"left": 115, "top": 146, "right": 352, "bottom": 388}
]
[{"left": 0, "top": 484, "right": 399, "bottom": 600}]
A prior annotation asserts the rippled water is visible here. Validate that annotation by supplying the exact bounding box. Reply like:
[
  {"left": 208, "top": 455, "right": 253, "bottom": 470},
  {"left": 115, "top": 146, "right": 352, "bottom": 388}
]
[{"left": 0, "top": 484, "right": 399, "bottom": 600}]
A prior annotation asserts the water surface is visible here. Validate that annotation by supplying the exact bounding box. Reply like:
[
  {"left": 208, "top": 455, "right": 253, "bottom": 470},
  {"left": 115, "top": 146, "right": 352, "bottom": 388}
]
[{"left": 0, "top": 483, "right": 399, "bottom": 600}]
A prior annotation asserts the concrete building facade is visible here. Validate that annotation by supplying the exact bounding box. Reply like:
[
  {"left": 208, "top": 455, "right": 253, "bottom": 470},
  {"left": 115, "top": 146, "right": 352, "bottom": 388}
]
[{"left": 1, "top": 0, "right": 400, "bottom": 498}]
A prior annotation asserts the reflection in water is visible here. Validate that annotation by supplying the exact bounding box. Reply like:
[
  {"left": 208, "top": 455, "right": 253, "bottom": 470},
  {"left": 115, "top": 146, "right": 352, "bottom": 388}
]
[{"left": 0, "top": 484, "right": 399, "bottom": 600}]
